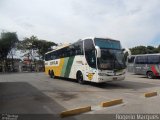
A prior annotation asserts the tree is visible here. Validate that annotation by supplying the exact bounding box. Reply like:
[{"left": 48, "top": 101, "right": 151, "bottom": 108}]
[
  {"left": 18, "top": 36, "right": 38, "bottom": 71},
  {"left": 18, "top": 35, "right": 57, "bottom": 71},
  {"left": 146, "top": 46, "right": 158, "bottom": 53},
  {"left": 157, "top": 45, "right": 160, "bottom": 52},
  {"left": 33, "top": 39, "right": 57, "bottom": 60},
  {"left": 130, "top": 45, "right": 159, "bottom": 55},
  {"left": 130, "top": 46, "right": 147, "bottom": 55},
  {"left": 0, "top": 32, "right": 19, "bottom": 72}
]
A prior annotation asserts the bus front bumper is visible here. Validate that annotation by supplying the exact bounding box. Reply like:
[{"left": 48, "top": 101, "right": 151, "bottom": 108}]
[{"left": 97, "top": 75, "right": 125, "bottom": 83}]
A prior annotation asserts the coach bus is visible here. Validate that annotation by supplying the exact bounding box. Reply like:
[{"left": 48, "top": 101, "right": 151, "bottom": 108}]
[
  {"left": 127, "top": 53, "right": 160, "bottom": 79},
  {"left": 44, "top": 37, "right": 126, "bottom": 84}
]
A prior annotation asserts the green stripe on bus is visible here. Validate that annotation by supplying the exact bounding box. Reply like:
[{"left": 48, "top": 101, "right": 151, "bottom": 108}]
[
  {"left": 64, "top": 56, "right": 75, "bottom": 78},
  {"left": 155, "top": 65, "right": 160, "bottom": 73},
  {"left": 61, "top": 57, "right": 69, "bottom": 77}
]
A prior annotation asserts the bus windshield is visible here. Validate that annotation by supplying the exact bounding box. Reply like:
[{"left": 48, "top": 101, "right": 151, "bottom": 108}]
[
  {"left": 97, "top": 49, "right": 126, "bottom": 70},
  {"left": 94, "top": 38, "right": 125, "bottom": 70}
]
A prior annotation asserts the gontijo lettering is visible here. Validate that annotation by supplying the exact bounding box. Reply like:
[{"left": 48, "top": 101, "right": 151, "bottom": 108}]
[{"left": 50, "top": 60, "right": 59, "bottom": 66}]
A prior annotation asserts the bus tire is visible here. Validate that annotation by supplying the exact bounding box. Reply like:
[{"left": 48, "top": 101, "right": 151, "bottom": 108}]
[
  {"left": 77, "top": 71, "right": 84, "bottom": 84},
  {"left": 147, "top": 71, "right": 154, "bottom": 79},
  {"left": 50, "top": 70, "right": 54, "bottom": 78}
]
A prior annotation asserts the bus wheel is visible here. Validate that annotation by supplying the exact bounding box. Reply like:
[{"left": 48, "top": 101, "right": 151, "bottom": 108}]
[
  {"left": 50, "top": 70, "right": 54, "bottom": 78},
  {"left": 147, "top": 71, "right": 154, "bottom": 79},
  {"left": 77, "top": 72, "right": 84, "bottom": 84}
]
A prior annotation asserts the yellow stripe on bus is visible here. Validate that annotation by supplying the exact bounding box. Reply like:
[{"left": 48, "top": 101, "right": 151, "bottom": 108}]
[{"left": 45, "top": 58, "right": 65, "bottom": 76}]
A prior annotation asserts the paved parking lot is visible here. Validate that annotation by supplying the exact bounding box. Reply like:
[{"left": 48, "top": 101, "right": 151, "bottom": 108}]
[{"left": 0, "top": 72, "right": 160, "bottom": 119}]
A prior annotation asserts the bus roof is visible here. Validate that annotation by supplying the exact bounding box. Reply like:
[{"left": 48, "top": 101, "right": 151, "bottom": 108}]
[
  {"left": 81, "top": 37, "right": 119, "bottom": 41},
  {"left": 45, "top": 43, "right": 70, "bottom": 54},
  {"left": 130, "top": 53, "right": 160, "bottom": 57},
  {"left": 45, "top": 37, "right": 120, "bottom": 54}
]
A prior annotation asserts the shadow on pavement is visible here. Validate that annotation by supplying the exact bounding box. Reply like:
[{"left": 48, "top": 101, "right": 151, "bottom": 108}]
[
  {"left": 0, "top": 82, "right": 77, "bottom": 120},
  {"left": 87, "top": 80, "right": 159, "bottom": 90},
  {"left": 55, "top": 77, "right": 158, "bottom": 90}
]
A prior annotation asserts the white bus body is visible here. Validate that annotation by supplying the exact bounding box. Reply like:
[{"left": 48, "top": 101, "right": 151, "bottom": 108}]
[{"left": 45, "top": 37, "right": 126, "bottom": 83}]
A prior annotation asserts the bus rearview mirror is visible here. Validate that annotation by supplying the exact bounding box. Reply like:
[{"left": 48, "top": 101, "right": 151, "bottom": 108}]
[
  {"left": 123, "top": 48, "right": 131, "bottom": 59},
  {"left": 95, "top": 46, "right": 101, "bottom": 58}
]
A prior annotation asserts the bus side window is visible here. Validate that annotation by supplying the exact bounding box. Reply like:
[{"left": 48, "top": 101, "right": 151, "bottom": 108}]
[
  {"left": 148, "top": 55, "right": 160, "bottom": 64},
  {"left": 135, "top": 56, "right": 139, "bottom": 64},
  {"left": 73, "top": 41, "right": 84, "bottom": 55},
  {"left": 135, "top": 56, "right": 147, "bottom": 64},
  {"left": 45, "top": 54, "right": 49, "bottom": 61},
  {"left": 47, "top": 53, "right": 51, "bottom": 61},
  {"left": 148, "top": 55, "right": 152, "bottom": 64}
]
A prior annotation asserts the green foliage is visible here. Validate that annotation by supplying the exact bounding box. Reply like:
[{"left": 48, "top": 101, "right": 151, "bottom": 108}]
[
  {"left": 0, "top": 32, "right": 19, "bottom": 60},
  {"left": 17, "top": 35, "right": 57, "bottom": 72},
  {"left": 18, "top": 36, "right": 38, "bottom": 51},
  {"left": 33, "top": 39, "right": 57, "bottom": 59},
  {"left": 157, "top": 45, "right": 160, "bottom": 52},
  {"left": 130, "top": 45, "right": 160, "bottom": 55},
  {"left": 18, "top": 35, "right": 57, "bottom": 60}
]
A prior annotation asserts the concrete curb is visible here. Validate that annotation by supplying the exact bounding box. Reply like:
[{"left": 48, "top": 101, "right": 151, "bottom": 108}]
[
  {"left": 144, "top": 92, "right": 157, "bottom": 97},
  {"left": 60, "top": 106, "right": 91, "bottom": 118},
  {"left": 100, "top": 99, "right": 123, "bottom": 107}
]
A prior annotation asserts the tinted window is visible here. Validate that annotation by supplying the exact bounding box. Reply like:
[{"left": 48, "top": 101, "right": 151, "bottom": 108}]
[
  {"left": 73, "top": 41, "right": 84, "bottom": 55},
  {"left": 148, "top": 55, "right": 160, "bottom": 64},
  {"left": 60, "top": 41, "right": 84, "bottom": 58},
  {"left": 135, "top": 56, "right": 147, "bottom": 64},
  {"left": 44, "top": 54, "right": 47, "bottom": 61},
  {"left": 45, "top": 41, "right": 84, "bottom": 60},
  {"left": 69, "top": 41, "right": 84, "bottom": 56},
  {"left": 84, "top": 39, "right": 96, "bottom": 68}
]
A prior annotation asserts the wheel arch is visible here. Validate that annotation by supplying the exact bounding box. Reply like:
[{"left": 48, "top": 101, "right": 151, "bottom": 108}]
[
  {"left": 76, "top": 70, "right": 84, "bottom": 78},
  {"left": 146, "top": 70, "right": 155, "bottom": 79},
  {"left": 146, "top": 70, "right": 153, "bottom": 75}
]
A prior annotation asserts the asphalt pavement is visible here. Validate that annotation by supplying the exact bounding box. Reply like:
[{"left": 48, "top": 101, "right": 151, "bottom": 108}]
[{"left": 0, "top": 72, "right": 160, "bottom": 120}]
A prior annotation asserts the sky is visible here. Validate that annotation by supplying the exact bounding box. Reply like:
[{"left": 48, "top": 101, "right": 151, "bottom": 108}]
[{"left": 0, "top": 0, "right": 160, "bottom": 48}]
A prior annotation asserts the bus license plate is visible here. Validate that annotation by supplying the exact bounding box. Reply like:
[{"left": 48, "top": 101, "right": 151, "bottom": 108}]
[{"left": 113, "top": 77, "right": 117, "bottom": 80}]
